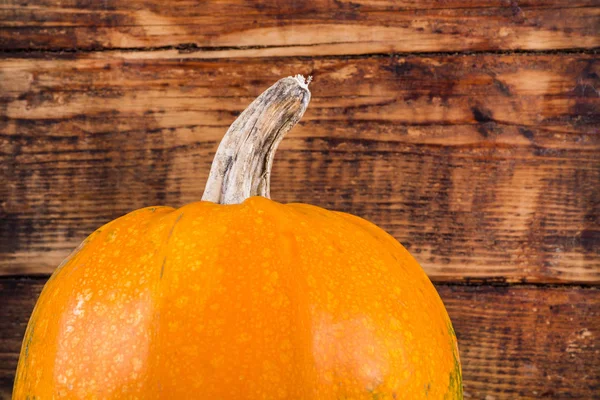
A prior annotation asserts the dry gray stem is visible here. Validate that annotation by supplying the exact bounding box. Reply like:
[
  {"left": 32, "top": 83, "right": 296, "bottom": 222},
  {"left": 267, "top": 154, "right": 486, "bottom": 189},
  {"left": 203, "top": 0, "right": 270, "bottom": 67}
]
[{"left": 202, "top": 75, "right": 311, "bottom": 204}]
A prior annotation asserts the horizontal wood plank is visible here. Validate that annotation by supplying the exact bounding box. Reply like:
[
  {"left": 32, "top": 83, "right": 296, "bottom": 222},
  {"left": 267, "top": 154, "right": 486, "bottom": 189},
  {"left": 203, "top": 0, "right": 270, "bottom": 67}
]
[
  {"left": 0, "top": 1, "right": 598, "bottom": 54},
  {"left": 0, "top": 278, "right": 598, "bottom": 399},
  {"left": 1, "top": 53, "right": 598, "bottom": 282},
  {"left": 441, "top": 284, "right": 600, "bottom": 399}
]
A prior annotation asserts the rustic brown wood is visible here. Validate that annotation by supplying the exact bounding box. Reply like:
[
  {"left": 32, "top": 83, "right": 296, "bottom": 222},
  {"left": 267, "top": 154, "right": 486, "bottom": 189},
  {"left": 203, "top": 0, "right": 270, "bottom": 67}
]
[
  {"left": 2, "top": 1, "right": 598, "bottom": 398},
  {"left": 441, "top": 284, "right": 600, "bottom": 399},
  {"left": 0, "top": 279, "right": 38, "bottom": 400},
  {"left": 1, "top": 53, "right": 598, "bottom": 282},
  {"left": 0, "top": 278, "right": 598, "bottom": 399},
  {"left": 0, "top": 0, "right": 598, "bottom": 54}
]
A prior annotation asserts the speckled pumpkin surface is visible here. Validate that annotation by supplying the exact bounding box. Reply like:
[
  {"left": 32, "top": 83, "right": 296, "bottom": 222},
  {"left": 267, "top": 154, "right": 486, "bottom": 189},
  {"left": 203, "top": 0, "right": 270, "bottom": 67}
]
[
  {"left": 14, "top": 198, "right": 461, "bottom": 399},
  {"left": 14, "top": 76, "right": 462, "bottom": 399}
]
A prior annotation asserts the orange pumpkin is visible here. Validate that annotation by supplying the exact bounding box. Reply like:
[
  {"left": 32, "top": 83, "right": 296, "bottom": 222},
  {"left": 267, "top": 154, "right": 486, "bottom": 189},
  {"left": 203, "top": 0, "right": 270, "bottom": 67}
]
[{"left": 14, "top": 76, "right": 462, "bottom": 399}]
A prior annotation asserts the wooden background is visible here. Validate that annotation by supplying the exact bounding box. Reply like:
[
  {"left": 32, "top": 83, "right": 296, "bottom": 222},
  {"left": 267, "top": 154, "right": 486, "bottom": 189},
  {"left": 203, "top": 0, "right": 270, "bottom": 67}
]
[{"left": 1, "top": 0, "right": 599, "bottom": 398}]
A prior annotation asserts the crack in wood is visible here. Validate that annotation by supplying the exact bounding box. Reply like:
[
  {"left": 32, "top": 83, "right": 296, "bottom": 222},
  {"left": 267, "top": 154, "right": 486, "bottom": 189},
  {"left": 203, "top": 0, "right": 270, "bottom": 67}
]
[{"left": 0, "top": 46, "right": 598, "bottom": 57}]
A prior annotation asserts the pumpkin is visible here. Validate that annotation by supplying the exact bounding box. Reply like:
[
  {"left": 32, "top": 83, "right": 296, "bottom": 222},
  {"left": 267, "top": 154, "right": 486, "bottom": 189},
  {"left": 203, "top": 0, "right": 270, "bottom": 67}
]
[{"left": 14, "top": 75, "right": 462, "bottom": 399}]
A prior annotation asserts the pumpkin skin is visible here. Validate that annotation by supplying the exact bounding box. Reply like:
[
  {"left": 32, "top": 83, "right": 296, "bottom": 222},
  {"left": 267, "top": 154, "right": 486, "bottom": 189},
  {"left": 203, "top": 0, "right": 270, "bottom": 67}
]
[{"left": 14, "top": 197, "right": 461, "bottom": 399}]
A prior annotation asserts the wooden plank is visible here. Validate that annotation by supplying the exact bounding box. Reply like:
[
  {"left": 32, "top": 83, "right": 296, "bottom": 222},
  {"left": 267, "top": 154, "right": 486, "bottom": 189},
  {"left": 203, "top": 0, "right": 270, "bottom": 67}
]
[
  {"left": 0, "top": 1, "right": 598, "bottom": 54},
  {"left": 1, "top": 53, "right": 598, "bottom": 282},
  {"left": 440, "top": 284, "right": 600, "bottom": 399},
  {"left": 0, "top": 278, "right": 598, "bottom": 399},
  {"left": 0, "top": 279, "right": 39, "bottom": 400}
]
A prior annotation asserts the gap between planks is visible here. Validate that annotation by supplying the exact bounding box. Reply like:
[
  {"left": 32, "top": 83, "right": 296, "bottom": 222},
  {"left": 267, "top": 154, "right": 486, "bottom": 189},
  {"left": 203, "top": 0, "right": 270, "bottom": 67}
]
[{"left": 1, "top": 45, "right": 598, "bottom": 59}]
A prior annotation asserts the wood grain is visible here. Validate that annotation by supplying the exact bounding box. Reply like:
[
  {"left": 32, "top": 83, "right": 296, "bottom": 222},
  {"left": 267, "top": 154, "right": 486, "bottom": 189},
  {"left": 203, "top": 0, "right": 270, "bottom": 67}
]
[
  {"left": 1, "top": 278, "right": 598, "bottom": 399},
  {"left": 2, "top": 1, "right": 598, "bottom": 398},
  {"left": 1, "top": 53, "right": 598, "bottom": 282},
  {"left": 0, "top": 0, "right": 598, "bottom": 54}
]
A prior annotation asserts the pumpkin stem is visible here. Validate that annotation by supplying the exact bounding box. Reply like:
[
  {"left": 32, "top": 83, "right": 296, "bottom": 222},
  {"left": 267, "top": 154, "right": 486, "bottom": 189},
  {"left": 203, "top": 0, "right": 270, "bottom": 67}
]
[{"left": 202, "top": 75, "right": 311, "bottom": 204}]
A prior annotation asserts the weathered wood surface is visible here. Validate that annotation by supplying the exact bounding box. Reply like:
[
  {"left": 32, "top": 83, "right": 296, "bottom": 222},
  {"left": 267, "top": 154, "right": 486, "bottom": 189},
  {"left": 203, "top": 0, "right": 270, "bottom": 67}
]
[
  {"left": 1, "top": 1, "right": 598, "bottom": 398},
  {"left": 1, "top": 53, "right": 598, "bottom": 282},
  {"left": 1, "top": 278, "right": 598, "bottom": 399},
  {"left": 1, "top": 1, "right": 599, "bottom": 54}
]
